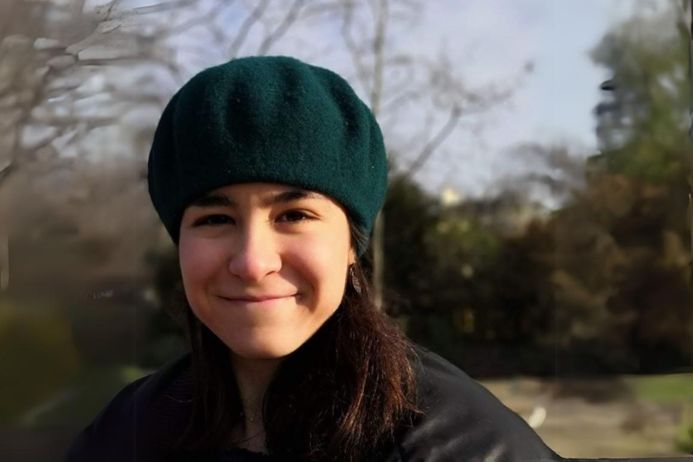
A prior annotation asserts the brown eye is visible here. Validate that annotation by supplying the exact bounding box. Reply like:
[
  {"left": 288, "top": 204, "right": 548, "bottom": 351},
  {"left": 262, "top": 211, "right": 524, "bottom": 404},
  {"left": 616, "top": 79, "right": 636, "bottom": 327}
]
[{"left": 277, "top": 210, "right": 312, "bottom": 223}]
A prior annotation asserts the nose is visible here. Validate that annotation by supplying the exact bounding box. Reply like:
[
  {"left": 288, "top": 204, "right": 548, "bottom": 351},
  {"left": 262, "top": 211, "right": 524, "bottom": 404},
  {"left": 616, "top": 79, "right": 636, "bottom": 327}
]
[{"left": 227, "top": 222, "right": 282, "bottom": 283}]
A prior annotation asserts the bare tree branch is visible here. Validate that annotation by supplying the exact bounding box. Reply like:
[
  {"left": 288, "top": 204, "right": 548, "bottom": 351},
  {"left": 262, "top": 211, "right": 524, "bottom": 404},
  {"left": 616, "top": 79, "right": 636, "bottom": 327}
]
[
  {"left": 378, "top": 57, "right": 418, "bottom": 113},
  {"left": 302, "top": 1, "right": 346, "bottom": 18},
  {"left": 406, "top": 104, "right": 462, "bottom": 175},
  {"left": 340, "top": 0, "right": 371, "bottom": 97},
  {"left": 103, "top": 0, "right": 121, "bottom": 22},
  {"left": 380, "top": 88, "right": 420, "bottom": 114},
  {"left": 160, "top": 0, "right": 234, "bottom": 40},
  {"left": 369, "top": 0, "right": 387, "bottom": 114},
  {"left": 257, "top": 0, "right": 306, "bottom": 55},
  {"left": 229, "top": 0, "right": 270, "bottom": 58},
  {"left": 132, "top": 0, "right": 197, "bottom": 16}
]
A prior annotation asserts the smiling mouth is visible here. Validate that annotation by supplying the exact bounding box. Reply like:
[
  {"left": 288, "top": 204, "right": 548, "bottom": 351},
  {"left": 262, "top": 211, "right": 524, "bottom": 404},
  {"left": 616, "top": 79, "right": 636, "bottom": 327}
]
[{"left": 219, "top": 295, "right": 296, "bottom": 303}]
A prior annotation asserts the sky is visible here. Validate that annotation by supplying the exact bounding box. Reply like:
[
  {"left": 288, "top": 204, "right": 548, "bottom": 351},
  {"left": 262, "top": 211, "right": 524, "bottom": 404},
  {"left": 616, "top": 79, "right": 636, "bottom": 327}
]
[
  {"left": 85, "top": 0, "right": 667, "bottom": 201},
  {"left": 270, "top": 0, "right": 653, "bottom": 200},
  {"left": 390, "top": 0, "right": 643, "bottom": 199}
]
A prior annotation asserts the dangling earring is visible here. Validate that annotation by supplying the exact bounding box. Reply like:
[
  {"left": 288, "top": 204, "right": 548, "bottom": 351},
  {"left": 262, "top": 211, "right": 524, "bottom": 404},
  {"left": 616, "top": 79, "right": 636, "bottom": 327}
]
[{"left": 350, "top": 265, "right": 362, "bottom": 294}]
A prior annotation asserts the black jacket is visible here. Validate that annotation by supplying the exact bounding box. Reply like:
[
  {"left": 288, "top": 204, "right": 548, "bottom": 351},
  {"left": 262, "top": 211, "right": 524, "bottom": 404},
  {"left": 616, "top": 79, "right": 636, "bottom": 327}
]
[{"left": 65, "top": 347, "right": 560, "bottom": 462}]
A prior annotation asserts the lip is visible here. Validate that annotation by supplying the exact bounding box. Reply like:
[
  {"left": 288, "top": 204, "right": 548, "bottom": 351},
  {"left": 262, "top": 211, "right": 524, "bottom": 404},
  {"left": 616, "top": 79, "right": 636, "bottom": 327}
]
[{"left": 218, "top": 294, "right": 296, "bottom": 303}]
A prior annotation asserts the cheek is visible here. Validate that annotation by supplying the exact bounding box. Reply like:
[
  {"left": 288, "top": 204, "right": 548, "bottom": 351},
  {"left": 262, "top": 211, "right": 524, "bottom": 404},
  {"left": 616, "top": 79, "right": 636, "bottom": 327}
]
[
  {"left": 178, "top": 237, "right": 226, "bottom": 296},
  {"left": 288, "top": 230, "right": 351, "bottom": 305}
]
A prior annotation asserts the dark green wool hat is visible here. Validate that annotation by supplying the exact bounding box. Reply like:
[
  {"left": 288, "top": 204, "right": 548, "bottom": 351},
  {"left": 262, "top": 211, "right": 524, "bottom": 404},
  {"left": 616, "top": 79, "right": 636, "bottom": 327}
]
[{"left": 147, "top": 56, "right": 387, "bottom": 255}]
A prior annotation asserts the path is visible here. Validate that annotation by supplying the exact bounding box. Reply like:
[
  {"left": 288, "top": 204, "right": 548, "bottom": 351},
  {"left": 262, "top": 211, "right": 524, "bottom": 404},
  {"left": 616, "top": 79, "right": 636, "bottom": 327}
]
[{"left": 480, "top": 376, "right": 688, "bottom": 458}]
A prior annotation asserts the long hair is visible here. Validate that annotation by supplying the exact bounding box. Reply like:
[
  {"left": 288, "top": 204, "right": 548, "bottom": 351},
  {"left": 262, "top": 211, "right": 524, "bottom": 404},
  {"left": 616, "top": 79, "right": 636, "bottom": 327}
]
[{"left": 174, "top": 223, "right": 420, "bottom": 461}]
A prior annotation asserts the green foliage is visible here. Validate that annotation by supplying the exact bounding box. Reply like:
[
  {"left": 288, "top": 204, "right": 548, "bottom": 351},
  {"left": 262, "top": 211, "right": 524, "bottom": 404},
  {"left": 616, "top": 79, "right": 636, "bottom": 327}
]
[
  {"left": 381, "top": 174, "right": 441, "bottom": 315},
  {"left": 382, "top": 3, "right": 693, "bottom": 375},
  {"left": 552, "top": 3, "right": 693, "bottom": 371},
  {"left": 676, "top": 402, "right": 693, "bottom": 454},
  {"left": 529, "top": 171, "right": 693, "bottom": 371},
  {"left": 676, "top": 425, "right": 693, "bottom": 454},
  {"left": 141, "top": 246, "right": 188, "bottom": 368},
  {"left": 24, "top": 364, "right": 150, "bottom": 428},
  {"left": 591, "top": 6, "right": 691, "bottom": 184},
  {"left": 383, "top": 174, "right": 555, "bottom": 372},
  {"left": 0, "top": 299, "right": 81, "bottom": 425},
  {"left": 628, "top": 373, "right": 693, "bottom": 404}
]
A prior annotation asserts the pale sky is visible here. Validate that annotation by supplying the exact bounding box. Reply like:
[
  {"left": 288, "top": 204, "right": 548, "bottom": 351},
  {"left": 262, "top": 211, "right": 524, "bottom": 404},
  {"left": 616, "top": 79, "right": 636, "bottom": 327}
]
[
  {"left": 282, "top": 0, "right": 647, "bottom": 199},
  {"left": 387, "top": 0, "right": 642, "bottom": 198}
]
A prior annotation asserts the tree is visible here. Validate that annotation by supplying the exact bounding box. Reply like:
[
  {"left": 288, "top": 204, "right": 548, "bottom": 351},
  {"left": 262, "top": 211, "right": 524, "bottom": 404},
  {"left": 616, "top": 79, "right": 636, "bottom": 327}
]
[
  {"left": 592, "top": 1, "right": 691, "bottom": 184},
  {"left": 530, "top": 2, "right": 693, "bottom": 372}
]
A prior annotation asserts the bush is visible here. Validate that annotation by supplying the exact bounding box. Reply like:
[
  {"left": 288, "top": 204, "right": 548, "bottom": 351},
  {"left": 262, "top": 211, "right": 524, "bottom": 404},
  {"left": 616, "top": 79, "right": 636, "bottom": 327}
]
[{"left": 676, "top": 403, "right": 693, "bottom": 454}]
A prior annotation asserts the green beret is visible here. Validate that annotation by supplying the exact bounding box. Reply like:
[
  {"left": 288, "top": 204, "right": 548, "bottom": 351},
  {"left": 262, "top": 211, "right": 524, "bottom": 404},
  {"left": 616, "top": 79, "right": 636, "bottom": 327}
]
[{"left": 147, "top": 56, "right": 388, "bottom": 255}]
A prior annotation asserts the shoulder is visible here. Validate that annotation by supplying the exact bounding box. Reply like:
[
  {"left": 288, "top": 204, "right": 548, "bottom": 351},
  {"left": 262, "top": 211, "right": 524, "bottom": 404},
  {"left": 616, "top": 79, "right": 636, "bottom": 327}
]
[
  {"left": 390, "top": 346, "right": 560, "bottom": 462},
  {"left": 65, "top": 354, "right": 193, "bottom": 462}
]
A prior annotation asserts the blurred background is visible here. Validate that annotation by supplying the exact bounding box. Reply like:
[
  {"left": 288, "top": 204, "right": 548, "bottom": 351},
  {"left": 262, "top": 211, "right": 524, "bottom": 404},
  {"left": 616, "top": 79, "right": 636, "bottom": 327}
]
[{"left": 1, "top": 0, "right": 692, "bottom": 460}]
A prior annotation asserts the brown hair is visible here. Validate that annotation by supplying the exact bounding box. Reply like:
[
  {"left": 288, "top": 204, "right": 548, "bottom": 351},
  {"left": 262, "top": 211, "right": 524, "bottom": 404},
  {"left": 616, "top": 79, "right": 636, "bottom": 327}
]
[{"left": 175, "top": 223, "right": 420, "bottom": 461}]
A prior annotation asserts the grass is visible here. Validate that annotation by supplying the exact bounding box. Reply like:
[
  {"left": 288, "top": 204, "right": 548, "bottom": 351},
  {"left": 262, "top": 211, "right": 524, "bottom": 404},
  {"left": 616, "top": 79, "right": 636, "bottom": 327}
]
[
  {"left": 675, "top": 402, "right": 693, "bottom": 453},
  {"left": 626, "top": 373, "right": 693, "bottom": 455},
  {"left": 625, "top": 373, "right": 693, "bottom": 404},
  {"left": 676, "top": 421, "right": 693, "bottom": 453}
]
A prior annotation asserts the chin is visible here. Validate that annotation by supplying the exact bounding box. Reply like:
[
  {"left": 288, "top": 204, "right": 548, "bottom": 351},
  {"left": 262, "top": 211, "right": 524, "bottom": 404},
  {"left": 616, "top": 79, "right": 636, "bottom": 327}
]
[{"left": 226, "top": 335, "right": 304, "bottom": 361}]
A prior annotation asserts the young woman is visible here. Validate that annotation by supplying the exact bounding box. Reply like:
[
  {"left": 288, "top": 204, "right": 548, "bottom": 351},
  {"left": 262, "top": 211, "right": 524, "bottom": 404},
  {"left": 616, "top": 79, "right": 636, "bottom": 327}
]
[{"left": 66, "top": 56, "right": 559, "bottom": 462}]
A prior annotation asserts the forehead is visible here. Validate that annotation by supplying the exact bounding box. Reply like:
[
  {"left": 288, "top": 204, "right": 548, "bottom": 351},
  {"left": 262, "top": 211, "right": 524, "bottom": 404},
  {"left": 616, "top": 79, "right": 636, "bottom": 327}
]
[{"left": 189, "top": 182, "right": 333, "bottom": 208}]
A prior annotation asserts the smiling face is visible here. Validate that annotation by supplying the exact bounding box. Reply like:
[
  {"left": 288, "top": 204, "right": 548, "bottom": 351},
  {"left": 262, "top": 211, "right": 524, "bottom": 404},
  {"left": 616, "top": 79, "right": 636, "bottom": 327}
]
[{"left": 178, "top": 183, "right": 356, "bottom": 360}]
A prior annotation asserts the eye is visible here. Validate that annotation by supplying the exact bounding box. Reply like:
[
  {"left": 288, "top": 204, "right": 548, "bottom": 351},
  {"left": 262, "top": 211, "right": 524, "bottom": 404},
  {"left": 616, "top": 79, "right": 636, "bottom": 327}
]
[
  {"left": 276, "top": 210, "right": 313, "bottom": 223},
  {"left": 193, "top": 214, "right": 234, "bottom": 226}
]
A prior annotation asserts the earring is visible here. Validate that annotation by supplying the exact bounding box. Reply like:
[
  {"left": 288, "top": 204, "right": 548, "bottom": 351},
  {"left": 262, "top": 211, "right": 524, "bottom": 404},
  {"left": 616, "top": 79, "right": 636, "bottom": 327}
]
[{"left": 350, "top": 266, "right": 362, "bottom": 294}]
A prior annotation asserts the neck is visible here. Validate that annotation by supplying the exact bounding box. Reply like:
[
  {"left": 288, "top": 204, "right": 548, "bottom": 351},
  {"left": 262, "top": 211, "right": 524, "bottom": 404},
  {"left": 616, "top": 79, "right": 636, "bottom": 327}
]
[{"left": 228, "top": 352, "right": 282, "bottom": 453}]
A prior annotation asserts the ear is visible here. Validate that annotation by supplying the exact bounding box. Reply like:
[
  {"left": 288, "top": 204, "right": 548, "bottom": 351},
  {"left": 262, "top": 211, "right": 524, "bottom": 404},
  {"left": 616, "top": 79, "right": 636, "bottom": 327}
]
[{"left": 348, "top": 247, "right": 357, "bottom": 266}]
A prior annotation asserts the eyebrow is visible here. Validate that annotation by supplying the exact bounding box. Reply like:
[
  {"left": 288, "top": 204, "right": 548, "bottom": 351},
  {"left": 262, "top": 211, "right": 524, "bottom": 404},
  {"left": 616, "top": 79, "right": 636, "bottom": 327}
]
[{"left": 189, "top": 189, "right": 325, "bottom": 208}]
